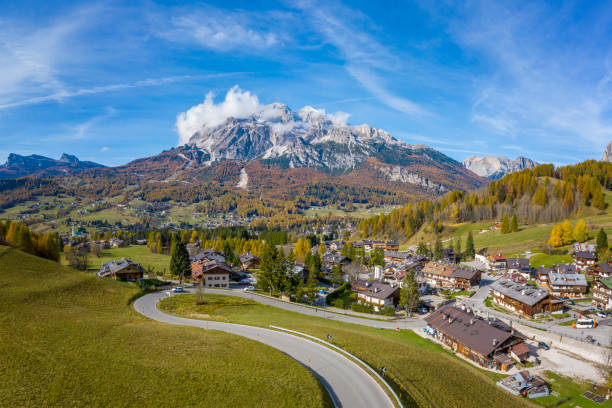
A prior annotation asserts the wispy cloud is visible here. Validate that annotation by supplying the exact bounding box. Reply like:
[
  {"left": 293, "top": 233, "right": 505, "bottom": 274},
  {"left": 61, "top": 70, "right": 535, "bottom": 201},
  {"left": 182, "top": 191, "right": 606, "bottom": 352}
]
[
  {"left": 100, "top": 146, "right": 110, "bottom": 152},
  {"left": 438, "top": 1, "right": 612, "bottom": 151},
  {"left": 0, "top": 73, "right": 245, "bottom": 110},
  {"left": 294, "top": 1, "right": 429, "bottom": 117},
  {"left": 153, "top": 5, "right": 291, "bottom": 52}
]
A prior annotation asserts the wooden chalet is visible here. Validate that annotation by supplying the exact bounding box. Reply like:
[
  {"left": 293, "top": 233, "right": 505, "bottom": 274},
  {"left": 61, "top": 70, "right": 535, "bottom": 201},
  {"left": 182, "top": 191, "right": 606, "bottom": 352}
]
[
  {"left": 424, "top": 305, "right": 525, "bottom": 371},
  {"left": 354, "top": 280, "right": 400, "bottom": 311},
  {"left": 574, "top": 251, "right": 597, "bottom": 270},
  {"left": 490, "top": 278, "right": 562, "bottom": 318},
  {"left": 239, "top": 253, "right": 261, "bottom": 270},
  {"left": 588, "top": 262, "right": 612, "bottom": 280},
  {"left": 98, "top": 258, "right": 144, "bottom": 281},
  {"left": 191, "top": 259, "right": 232, "bottom": 288},
  {"left": 451, "top": 268, "right": 481, "bottom": 290},
  {"left": 592, "top": 278, "right": 612, "bottom": 309},
  {"left": 421, "top": 262, "right": 455, "bottom": 288},
  {"left": 546, "top": 272, "right": 588, "bottom": 298}
]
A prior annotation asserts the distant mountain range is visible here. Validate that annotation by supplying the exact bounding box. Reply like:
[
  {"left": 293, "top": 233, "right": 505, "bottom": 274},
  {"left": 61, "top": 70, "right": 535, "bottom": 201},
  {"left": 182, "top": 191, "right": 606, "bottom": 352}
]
[
  {"left": 462, "top": 156, "right": 538, "bottom": 180},
  {"left": 603, "top": 141, "right": 612, "bottom": 162},
  {"left": 0, "top": 153, "right": 105, "bottom": 179}
]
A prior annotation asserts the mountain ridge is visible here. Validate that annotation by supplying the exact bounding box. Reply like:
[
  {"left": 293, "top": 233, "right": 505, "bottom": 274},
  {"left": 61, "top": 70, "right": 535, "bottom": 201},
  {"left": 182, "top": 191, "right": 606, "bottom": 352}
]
[
  {"left": 0, "top": 153, "right": 105, "bottom": 179},
  {"left": 462, "top": 155, "right": 537, "bottom": 179}
]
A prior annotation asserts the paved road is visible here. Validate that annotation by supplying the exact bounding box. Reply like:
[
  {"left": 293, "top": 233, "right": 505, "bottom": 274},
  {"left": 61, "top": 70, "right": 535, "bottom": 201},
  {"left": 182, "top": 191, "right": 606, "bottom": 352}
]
[
  {"left": 134, "top": 292, "right": 395, "bottom": 408},
  {"left": 213, "top": 288, "right": 426, "bottom": 329}
]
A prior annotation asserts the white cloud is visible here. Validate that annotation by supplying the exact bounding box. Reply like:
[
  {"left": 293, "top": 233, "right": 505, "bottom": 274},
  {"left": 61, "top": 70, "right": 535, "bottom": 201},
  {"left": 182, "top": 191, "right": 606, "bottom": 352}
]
[
  {"left": 155, "top": 6, "right": 287, "bottom": 52},
  {"left": 100, "top": 146, "right": 110, "bottom": 152},
  {"left": 175, "top": 86, "right": 351, "bottom": 145}
]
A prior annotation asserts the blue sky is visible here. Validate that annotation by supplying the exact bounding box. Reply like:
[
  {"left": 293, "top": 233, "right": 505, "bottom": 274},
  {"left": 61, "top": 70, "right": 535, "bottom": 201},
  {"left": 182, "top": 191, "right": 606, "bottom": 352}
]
[{"left": 1, "top": 0, "right": 612, "bottom": 166}]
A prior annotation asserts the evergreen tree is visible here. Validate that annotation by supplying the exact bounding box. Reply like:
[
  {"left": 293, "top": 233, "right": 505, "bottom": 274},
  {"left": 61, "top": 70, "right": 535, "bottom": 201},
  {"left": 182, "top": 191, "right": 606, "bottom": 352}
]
[
  {"left": 510, "top": 214, "right": 519, "bottom": 232},
  {"left": 169, "top": 238, "right": 190, "bottom": 283},
  {"left": 433, "top": 238, "right": 443, "bottom": 261},
  {"left": 465, "top": 232, "right": 475, "bottom": 259},
  {"left": 304, "top": 267, "right": 317, "bottom": 304},
  {"left": 417, "top": 238, "right": 429, "bottom": 257},
  {"left": 330, "top": 264, "right": 343, "bottom": 286},
  {"left": 399, "top": 270, "right": 420, "bottom": 316},
  {"left": 455, "top": 237, "right": 462, "bottom": 261},
  {"left": 572, "top": 219, "right": 588, "bottom": 243},
  {"left": 500, "top": 213, "right": 509, "bottom": 234},
  {"left": 369, "top": 247, "right": 385, "bottom": 267},
  {"left": 597, "top": 228, "right": 608, "bottom": 252}
]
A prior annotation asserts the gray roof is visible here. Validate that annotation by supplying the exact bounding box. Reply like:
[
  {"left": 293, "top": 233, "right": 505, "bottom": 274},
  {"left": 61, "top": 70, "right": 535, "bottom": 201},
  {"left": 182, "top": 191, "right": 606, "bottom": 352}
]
[
  {"left": 384, "top": 250, "right": 411, "bottom": 259},
  {"left": 548, "top": 273, "right": 587, "bottom": 287},
  {"left": 451, "top": 268, "right": 479, "bottom": 280},
  {"left": 356, "top": 280, "right": 399, "bottom": 300},
  {"left": 575, "top": 251, "right": 597, "bottom": 260},
  {"left": 594, "top": 262, "right": 612, "bottom": 274},
  {"left": 556, "top": 264, "right": 577, "bottom": 274},
  {"left": 490, "top": 278, "right": 550, "bottom": 306},
  {"left": 507, "top": 258, "right": 530, "bottom": 269},
  {"left": 99, "top": 258, "right": 144, "bottom": 276}
]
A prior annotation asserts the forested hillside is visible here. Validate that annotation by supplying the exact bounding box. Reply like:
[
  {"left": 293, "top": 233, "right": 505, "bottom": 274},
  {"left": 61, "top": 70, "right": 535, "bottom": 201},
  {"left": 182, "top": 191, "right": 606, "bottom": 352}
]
[{"left": 359, "top": 161, "right": 612, "bottom": 241}]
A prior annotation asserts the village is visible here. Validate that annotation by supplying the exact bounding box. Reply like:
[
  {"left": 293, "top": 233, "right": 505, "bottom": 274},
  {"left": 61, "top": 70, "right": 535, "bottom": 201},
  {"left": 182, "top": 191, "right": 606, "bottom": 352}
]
[{"left": 89, "top": 230, "right": 612, "bottom": 403}]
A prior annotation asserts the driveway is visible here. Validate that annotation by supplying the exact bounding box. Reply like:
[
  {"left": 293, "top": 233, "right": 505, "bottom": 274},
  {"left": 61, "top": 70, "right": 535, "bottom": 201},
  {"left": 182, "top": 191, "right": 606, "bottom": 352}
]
[{"left": 134, "top": 292, "right": 395, "bottom": 408}]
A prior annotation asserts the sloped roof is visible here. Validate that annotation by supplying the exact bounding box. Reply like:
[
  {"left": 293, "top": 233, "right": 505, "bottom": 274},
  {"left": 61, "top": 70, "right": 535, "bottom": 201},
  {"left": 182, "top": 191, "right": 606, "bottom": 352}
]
[
  {"left": 425, "top": 305, "right": 515, "bottom": 357},
  {"left": 491, "top": 278, "right": 549, "bottom": 306}
]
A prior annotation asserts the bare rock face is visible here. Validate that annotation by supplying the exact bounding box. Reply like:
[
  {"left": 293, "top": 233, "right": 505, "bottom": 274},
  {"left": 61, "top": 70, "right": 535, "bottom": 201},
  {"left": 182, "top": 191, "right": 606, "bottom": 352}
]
[
  {"left": 0, "top": 153, "right": 104, "bottom": 178},
  {"left": 603, "top": 141, "right": 612, "bottom": 162},
  {"left": 184, "top": 102, "right": 486, "bottom": 191},
  {"left": 462, "top": 156, "right": 537, "bottom": 179}
]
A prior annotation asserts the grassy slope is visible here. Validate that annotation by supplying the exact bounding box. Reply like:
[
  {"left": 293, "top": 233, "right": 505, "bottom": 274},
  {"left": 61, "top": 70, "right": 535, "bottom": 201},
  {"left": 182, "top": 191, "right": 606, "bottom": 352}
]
[
  {"left": 60, "top": 245, "right": 171, "bottom": 273},
  {"left": 0, "top": 246, "right": 330, "bottom": 408},
  {"left": 159, "top": 294, "right": 537, "bottom": 408}
]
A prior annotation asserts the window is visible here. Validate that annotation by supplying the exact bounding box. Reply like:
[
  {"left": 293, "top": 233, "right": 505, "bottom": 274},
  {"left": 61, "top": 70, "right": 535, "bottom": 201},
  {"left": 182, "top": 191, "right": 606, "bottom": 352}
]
[{"left": 214, "top": 284, "right": 219, "bottom": 287}]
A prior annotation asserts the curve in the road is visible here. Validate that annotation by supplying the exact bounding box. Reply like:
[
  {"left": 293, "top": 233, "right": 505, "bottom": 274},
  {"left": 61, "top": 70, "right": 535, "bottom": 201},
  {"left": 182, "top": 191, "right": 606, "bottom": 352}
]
[{"left": 134, "top": 292, "right": 395, "bottom": 408}]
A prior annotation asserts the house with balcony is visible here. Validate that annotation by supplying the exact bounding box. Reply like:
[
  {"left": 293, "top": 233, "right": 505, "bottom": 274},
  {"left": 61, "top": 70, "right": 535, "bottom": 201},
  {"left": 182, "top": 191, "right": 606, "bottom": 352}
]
[
  {"left": 355, "top": 280, "right": 400, "bottom": 311},
  {"left": 546, "top": 272, "right": 588, "bottom": 298},
  {"left": 490, "top": 279, "right": 562, "bottom": 318},
  {"left": 592, "top": 278, "right": 612, "bottom": 309}
]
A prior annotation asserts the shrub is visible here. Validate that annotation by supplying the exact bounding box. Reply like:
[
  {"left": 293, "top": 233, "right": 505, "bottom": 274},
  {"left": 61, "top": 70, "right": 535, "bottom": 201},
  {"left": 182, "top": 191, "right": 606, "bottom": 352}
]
[
  {"left": 350, "top": 302, "right": 374, "bottom": 314},
  {"left": 326, "top": 282, "right": 351, "bottom": 305},
  {"left": 380, "top": 306, "right": 396, "bottom": 316},
  {"left": 332, "top": 299, "right": 344, "bottom": 309}
]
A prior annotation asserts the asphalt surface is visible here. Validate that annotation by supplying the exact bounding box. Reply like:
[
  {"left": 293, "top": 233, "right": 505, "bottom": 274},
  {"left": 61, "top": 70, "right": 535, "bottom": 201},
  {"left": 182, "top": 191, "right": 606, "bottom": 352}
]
[{"left": 134, "top": 292, "right": 395, "bottom": 408}]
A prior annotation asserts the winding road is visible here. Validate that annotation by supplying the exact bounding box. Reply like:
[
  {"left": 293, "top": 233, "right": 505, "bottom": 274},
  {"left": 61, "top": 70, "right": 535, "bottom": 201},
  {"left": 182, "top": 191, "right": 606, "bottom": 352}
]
[{"left": 134, "top": 292, "right": 395, "bottom": 408}]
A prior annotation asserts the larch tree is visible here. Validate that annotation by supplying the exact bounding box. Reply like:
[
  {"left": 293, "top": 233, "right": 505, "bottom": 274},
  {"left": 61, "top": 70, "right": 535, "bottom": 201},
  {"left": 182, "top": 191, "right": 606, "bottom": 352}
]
[
  {"left": 510, "top": 214, "right": 519, "bottom": 233},
  {"left": 500, "top": 213, "right": 509, "bottom": 234},
  {"left": 561, "top": 219, "right": 574, "bottom": 245},
  {"left": 548, "top": 225, "right": 564, "bottom": 247},
  {"left": 572, "top": 219, "right": 588, "bottom": 243}
]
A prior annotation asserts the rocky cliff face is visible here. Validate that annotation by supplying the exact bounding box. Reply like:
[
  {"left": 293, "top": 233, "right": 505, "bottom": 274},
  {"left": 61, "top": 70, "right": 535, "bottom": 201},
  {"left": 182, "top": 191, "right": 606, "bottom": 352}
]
[
  {"left": 462, "top": 155, "right": 537, "bottom": 179},
  {"left": 0, "top": 153, "right": 104, "bottom": 178},
  {"left": 603, "top": 141, "right": 612, "bottom": 162},
  {"left": 184, "top": 102, "right": 485, "bottom": 191}
]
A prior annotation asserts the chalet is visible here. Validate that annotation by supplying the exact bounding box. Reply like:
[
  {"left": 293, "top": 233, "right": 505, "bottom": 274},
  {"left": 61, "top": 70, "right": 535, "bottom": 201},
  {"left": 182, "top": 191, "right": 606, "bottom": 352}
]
[
  {"left": 191, "top": 260, "right": 231, "bottom": 288},
  {"left": 329, "top": 241, "right": 345, "bottom": 251},
  {"left": 556, "top": 264, "right": 577, "bottom": 274},
  {"left": 109, "top": 238, "right": 126, "bottom": 248},
  {"left": 192, "top": 249, "right": 225, "bottom": 264},
  {"left": 451, "top": 268, "right": 481, "bottom": 290},
  {"left": 383, "top": 250, "right": 412, "bottom": 262},
  {"left": 574, "top": 242, "right": 596, "bottom": 253},
  {"left": 355, "top": 280, "right": 400, "bottom": 311},
  {"left": 504, "top": 272, "right": 528, "bottom": 284},
  {"left": 536, "top": 266, "right": 555, "bottom": 286},
  {"left": 442, "top": 247, "right": 457, "bottom": 264},
  {"left": 496, "top": 371, "right": 550, "bottom": 399},
  {"left": 490, "top": 279, "right": 563, "bottom": 318},
  {"left": 507, "top": 258, "right": 532, "bottom": 279},
  {"left": 588, "top": 262, "right": 612, "bottom": 280},
  {"left": 592, "top": 278, "right": 612, "bottom": 309},
  {"left": 486, "top": 254, "right": 507, "bottom": 273},
  {"left": 574, "top": 251, "right": 597, "bottom": 270},
  {"left": 510, "top": 343, "right": 531, "bottom": 363},
  {"left": 99, "top": 258, "right": 144, "bottom": 281},
  {"left": 421, "top": 262, "right": 455, "bottom": 288},
  {"left": 186, "top": 243, "right": 200, "bottom": 257},
  {"left": 546, "top": 272, "right": 588, "bottom": 298},
  {"left": 424, "top": 304, "right": 525, "bottom": 371},
  {"left": 385, "top": 240, "right": 399, "bottom": 251},
  {"left": 239, "top": 253, "right": 261, "bottom": 270},
  {"left": 321, "top": 252, "right": 350, "bottom": 268},
  {"left": 362, "top": 240, "right": 385, "bottom": 252}
]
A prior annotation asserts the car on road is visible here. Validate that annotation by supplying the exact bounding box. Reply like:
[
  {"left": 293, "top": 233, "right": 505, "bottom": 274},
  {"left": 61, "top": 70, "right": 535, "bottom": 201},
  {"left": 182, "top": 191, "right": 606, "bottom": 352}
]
[
  {"left": 184, "top": 282, "right": 195, "bottom": 288},
  {"left": 537, "top": 342, "right": 550, "bottom": 350},
  {"left": 596, "top": 311, "right": 608, "bottom": 318},
  {"left": 172, "top": 286, "right": 184, "bottom": 293},
  {"left": 243, "top": 285, "right": 255, "bottom": 291}
]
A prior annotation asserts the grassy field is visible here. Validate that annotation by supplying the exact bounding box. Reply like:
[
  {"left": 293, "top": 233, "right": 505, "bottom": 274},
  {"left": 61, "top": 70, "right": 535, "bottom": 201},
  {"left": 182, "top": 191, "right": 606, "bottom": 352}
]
[
  {"left": 535, "top": 371, "right": 612, "bottom": 408},
  {"left": 529, "top": 253, "right": 574, "bottom": 268},
  {"left": 159, "top": 294, "right": 537, "bottom": 408},
  {"left": 0, "top": 246, "right": 331, "bottom": 408},
  {"left": 61, "top": 245, "right": 171, "bottom": 274}
]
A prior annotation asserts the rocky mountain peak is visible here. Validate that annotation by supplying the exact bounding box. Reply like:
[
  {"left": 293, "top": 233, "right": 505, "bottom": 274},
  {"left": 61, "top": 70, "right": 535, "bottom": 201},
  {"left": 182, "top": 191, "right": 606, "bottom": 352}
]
[
  {"left": 603, "top": 141, "right": 612, "bottom": 162},
  {"left": 462, "top": 155, "right": 537, "bottom": 179}
]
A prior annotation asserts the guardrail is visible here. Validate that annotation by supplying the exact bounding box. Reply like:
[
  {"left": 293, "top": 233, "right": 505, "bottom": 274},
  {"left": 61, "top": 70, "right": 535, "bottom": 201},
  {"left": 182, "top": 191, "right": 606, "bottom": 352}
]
[{"left": 269, "top": 325, "right": 403, "bottom": 408}]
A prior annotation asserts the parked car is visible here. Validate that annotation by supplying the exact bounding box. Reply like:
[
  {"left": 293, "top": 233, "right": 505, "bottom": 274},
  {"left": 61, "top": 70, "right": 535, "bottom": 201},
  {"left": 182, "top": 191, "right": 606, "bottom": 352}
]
[
  {"left": 585, "top": 307, "right": 597, "bottom": 313},
  {"left": 537, "top": 342, "right": 550, "bottom": 350},
  {"left": 596, "top": 311, "right": 607, "bottom": 318},
  {"left": 317, "top": 289, "right": 326, "bottom": 295},
  {"left": 238, "top": 279, "right": 250, "bottom": 285},
  {"left": 244, "top": 285, "right": 255, "bottom": 291},
  {"left": 172, "top": 286, "right": 184, "bottom": 293}
]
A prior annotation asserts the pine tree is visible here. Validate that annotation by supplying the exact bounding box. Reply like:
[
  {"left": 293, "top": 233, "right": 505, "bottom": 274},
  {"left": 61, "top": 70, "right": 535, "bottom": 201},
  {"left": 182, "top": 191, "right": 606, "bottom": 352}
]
[
  {"left": 169, "top": 238, "right": 190, "bottom": 283},
  {"left": 399, "top": 270, "right": 420, "bottom": 316},
  {"left": 597, "top": 228, "right": 608, "bottom": 252},
  {"left": 572, "top": 219, "right": 588, "bottom": 243},
  {"left": 465, "top": 232, "right": 475, "bottom": 260},
  {"left": 330, "top": 264, "right": 343, "bottom": 286},
  {"left": 510, "top": 214, "right": 518, "bottom": 233},
  {"left": 433, "top": 238, "right": 442, "bottom": 261},
  {"left": 500, "top": 213, "right": 509, "bottom": 234},
  {"left": 455, "top": 237, "right": 462, "bottom": 261}
]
